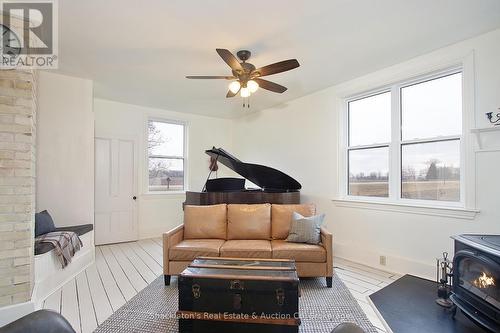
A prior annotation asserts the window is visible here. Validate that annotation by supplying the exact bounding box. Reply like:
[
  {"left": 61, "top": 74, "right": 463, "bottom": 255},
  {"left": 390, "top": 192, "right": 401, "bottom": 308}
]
[
  {"left": 348, "top": 92, "right": 391, "bottom": 197},
  {"left": 344, "top": 70, "right": 464, "bottom": 206},
  {"left": 147, "top": 119, "right": 185, "bottom": 192},
  {"left": 400, "top": 73, "right": 462, "bottom": 202}
]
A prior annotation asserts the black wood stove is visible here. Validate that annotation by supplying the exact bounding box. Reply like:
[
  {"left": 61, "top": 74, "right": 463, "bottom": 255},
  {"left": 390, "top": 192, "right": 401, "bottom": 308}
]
[{"left": 451, "top": 235, "right": 500, "bottom": 332}]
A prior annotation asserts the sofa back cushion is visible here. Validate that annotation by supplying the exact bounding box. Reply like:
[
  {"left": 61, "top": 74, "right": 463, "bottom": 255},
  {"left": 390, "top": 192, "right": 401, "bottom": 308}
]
[
  {"left": 271, "top": 204, "right": 316, "bottom": 239},
  {"left": 227, "top": 204, "right": 271, "bottom": 240},
  {"left": 184, "top": 204, "right": 227, "bottom": 239}
]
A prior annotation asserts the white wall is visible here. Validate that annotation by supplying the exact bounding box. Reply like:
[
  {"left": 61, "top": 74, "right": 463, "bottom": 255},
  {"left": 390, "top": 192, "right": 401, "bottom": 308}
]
[
  {"left": 37, "top": 72, "right": 94, "bottom": 227},
  {"left": 94, "top": 99, "right": 234, "bottom": 239},
  {"left": 233, "top": 28, "right": 500, "bottom": 278}
]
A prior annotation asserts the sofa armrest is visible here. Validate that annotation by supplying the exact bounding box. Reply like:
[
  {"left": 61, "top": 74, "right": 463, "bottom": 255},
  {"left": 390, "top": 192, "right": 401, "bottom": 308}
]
[
  {"left": 320, "top": 227, "right": 333, "bottom": 277},
  {"left": 163, "top": 224, "right": 184, "bottom": 275}
]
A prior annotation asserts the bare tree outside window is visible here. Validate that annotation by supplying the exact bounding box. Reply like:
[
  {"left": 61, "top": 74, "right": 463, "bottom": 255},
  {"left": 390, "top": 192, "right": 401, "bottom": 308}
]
[
  {"left": 402, "top": 141, "right": 460, "bottom": 201},
  {"left": 148, "top": 121, "right": 166, "bottom": 150}
]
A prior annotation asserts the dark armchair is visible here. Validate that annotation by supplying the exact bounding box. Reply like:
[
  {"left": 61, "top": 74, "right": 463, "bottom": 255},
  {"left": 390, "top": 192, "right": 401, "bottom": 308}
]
[{"left": 0, "top": 310, "right": 75, "bottom": 333}]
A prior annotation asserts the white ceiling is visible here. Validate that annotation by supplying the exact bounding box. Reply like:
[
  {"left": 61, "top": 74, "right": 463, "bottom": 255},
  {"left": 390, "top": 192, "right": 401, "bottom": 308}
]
[{"left": 57, "top": 0, "right": 500, "bottom": 118}]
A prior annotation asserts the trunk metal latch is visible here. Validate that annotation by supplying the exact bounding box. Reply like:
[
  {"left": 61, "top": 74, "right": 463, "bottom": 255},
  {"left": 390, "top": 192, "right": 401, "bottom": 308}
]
[
  {"left": 230, "top": 280, "right": 244, "bottom": 290},
  {"left": 192, "top": 284, "right": 201, "bottom": 299},
  {"left": 233, "top": 293, "right": 242, "bottom": 310},
  {"left": 276, "top": 288, "right": 285, "bottom": 306}
]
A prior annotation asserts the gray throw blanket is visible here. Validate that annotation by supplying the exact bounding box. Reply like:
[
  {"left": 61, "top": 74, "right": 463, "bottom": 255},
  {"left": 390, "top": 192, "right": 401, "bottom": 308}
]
[{"left": 35, "top": 231, "right": 83, "bottom": 268}]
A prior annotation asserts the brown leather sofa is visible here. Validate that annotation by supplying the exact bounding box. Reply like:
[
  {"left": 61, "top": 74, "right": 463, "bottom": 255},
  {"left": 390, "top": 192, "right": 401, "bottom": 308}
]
[{"left": 163, "top": 203, "right": 333, "bottom": 287}]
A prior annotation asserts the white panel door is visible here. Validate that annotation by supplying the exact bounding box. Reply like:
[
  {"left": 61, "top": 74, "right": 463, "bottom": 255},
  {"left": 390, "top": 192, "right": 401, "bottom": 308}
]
[{"left": 95, "top": 138, "right": 137, "bottom": 245}]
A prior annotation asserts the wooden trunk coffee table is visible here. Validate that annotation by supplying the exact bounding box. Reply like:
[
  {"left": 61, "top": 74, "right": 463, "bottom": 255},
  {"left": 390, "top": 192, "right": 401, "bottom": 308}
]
[{"left": 177, "top": 257, "right": 300, "bottom": 333}]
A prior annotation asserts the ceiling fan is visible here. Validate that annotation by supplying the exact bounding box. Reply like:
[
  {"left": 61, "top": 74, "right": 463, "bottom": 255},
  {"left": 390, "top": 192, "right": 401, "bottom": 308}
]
[{"left": 186, "top": 49, "right": 300, "bottom": 100}]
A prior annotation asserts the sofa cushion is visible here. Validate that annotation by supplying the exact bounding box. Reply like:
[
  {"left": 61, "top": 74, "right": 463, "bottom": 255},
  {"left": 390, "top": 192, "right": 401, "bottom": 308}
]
[
  {"left": 183, "top": 204, "right": 227, "bottom": 239},
  {"left": 271, "top": 204, "right": 316, "bottom": 240},
  {"left": 271, "top": 240, "right": 326, "bottom": 262},
  {"left": 169, "top": 239, "right": 225, "bottom": 261},
  {"left": 220, "top": 240, "right": 272, "bottom": 259},
  {"left": 227, "top": 204, "right": 271, "bottom": 240}
]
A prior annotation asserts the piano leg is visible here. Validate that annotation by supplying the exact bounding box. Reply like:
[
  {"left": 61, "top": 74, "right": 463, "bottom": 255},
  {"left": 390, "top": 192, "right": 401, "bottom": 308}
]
[
  {"left": 164, "top": 275, "right": 171, "bottom": 286},
  {"left": 326, "top": 276, "right": 332, "bottom": 288}
]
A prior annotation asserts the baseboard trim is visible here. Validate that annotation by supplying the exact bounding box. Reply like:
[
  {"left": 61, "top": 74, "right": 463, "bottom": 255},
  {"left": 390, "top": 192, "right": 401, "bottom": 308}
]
[
  {"left": 139, "top": 228, "right": 172, "bottom": 240},
  {"left": 334, "top": 242, "right": 435, "bottom": 279},
  {"left": 0, "top": 300, "right": 35, "bottom": 327}
]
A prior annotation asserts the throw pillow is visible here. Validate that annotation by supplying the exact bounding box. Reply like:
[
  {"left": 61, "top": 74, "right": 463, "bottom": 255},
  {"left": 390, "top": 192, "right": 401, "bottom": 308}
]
[
  {"left": 35, "top": 210, "right": 56, "bottom": 237},
  {"left": 286, "top": 212, "right": 325, "bottom": 245}
]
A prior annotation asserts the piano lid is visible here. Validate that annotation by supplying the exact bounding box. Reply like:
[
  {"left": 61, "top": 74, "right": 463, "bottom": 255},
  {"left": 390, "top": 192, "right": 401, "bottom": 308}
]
[{"left": 205, "top": 147, "right": 301, "bottom": 192}]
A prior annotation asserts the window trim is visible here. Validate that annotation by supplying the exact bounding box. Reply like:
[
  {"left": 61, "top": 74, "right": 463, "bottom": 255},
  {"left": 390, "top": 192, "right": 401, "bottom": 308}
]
[
  {"left": 145, "top": 117, "right": 187, "bottom": 195},
  {"left": 337, "top": 58, "right": 478, "bottom": 216}
]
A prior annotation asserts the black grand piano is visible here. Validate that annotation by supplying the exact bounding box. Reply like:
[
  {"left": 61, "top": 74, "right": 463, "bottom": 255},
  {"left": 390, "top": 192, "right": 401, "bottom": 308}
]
[{"left": 184, "top": 147, "right": 301, "bottom": 206}]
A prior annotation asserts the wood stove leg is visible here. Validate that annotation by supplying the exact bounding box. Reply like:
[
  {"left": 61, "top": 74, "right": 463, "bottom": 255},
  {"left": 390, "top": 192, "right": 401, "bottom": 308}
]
[
  {"left": 326, "top": 276, "right": 332, "bottom": 288},
  {"left": 164, "top": 275, "right": 171, "bottom": 286}
]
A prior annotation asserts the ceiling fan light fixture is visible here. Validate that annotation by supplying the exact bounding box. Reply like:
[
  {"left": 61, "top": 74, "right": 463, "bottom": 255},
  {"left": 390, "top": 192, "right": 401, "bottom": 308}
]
[
  {"left": 186, "top": 49, "right": 300, "bottom": 100},
  {"left": 228, "top": 81, "right": 241, "bottom": 94},
  {"left": 240, "top": 87, "right": 250, "bottom": 98},
  {"left": 247, "top": 80, "right": 259, "bottom": 93}
]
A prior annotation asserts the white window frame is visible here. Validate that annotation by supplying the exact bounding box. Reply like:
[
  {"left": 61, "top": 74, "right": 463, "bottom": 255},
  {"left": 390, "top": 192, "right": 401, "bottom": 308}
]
[
  {"left": 145, "top": 117, "right": 187, "bottom": 194},
  {"left": 336, "top": 54, "right": 478, "bottom": 219}
]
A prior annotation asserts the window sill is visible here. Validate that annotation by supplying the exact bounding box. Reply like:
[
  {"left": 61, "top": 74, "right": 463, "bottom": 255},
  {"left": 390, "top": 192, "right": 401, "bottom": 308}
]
[
  {"left": 332, "top": 198, "right": 479, "bottom": 220},
  {"left": 142, "top": 191, "right": 186, "bottom": 199}
]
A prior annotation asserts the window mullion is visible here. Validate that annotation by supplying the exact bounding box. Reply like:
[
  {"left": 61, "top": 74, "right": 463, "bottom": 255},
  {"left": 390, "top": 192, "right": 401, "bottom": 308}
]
[{"left": 389, "top": 85, "right": 401, "bottom": 201}]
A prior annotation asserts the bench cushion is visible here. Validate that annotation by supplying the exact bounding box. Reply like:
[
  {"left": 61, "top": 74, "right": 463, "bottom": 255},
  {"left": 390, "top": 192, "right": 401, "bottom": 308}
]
[
  {"left": 35, "top": 224, "right": 93, "bottom": 255},
  {"left": 183, "top": 204, "right": 227, "bottom": 239},
  {"left": 227, "top": 204, "right": 271, "bottom": 240},
  {"left": 271, "top": 240, "right": 326, "bottom": 262},
  {"left": 220, "top": 240, "right": 272, "bottom": 259},
  {"left": 169, "top": 239, "right": 225, "bottom": 261}
]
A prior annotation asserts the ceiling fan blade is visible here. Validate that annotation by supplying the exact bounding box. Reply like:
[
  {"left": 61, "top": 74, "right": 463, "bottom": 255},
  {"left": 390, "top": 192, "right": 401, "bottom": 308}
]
[
  {"left": 186, "top": 75, "right": 235, "bottom": 79},
  {"left": 253, "top": 59, "right": 300, "bottom": 77},
  {"left": 226, "top": 88, "right": 239, "bottom": 98},
  {"left": 254, "top": 78, "right": 287, "bottom": 93},
  {"left": 216, "top": 49, "right": 243, "bottom": 72}
]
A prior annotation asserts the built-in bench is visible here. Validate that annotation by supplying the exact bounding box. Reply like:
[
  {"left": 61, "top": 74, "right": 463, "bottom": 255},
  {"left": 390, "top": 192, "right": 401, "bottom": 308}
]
[
  {"left": 34, "top": 224, "right": 94, "bottom": 255},
  {"left": 33, "top": 224, "right": 95, "bottom": 307}
]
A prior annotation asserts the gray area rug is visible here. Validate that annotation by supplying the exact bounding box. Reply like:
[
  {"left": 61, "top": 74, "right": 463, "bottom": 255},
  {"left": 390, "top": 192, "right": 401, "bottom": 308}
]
[{"left": 94, "top": 275, "right": 377, "bottom": 333}]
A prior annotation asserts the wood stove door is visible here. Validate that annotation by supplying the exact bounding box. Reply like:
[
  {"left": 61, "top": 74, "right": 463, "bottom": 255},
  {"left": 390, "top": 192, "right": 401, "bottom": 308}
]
[{"left": 453, "top": 250, "right": 500, "bottom": 332}]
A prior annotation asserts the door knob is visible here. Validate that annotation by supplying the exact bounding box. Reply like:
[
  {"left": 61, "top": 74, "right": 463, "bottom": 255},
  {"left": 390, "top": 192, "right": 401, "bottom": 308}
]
[{"left": 132, "top": 196, "right": 137, "bottom": 200}]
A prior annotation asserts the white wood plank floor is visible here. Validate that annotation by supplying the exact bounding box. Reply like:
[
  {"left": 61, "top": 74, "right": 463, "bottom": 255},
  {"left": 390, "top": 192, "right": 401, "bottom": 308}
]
[{"left": 41, "top": 239, "right": 400, "bottom": 333}]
